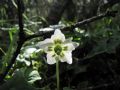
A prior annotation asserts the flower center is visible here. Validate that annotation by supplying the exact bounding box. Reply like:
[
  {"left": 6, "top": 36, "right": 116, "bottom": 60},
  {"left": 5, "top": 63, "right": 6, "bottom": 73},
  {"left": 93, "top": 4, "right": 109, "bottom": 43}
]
[{"left": 54, "top": 44, "right": 62, "bottom": 55}]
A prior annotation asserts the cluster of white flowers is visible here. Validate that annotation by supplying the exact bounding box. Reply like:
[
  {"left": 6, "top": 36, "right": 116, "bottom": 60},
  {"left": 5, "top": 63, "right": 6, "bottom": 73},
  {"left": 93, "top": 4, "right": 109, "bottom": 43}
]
[
  {"left": 17, "top": 48, "right": 40, "bottom": 66},
  {"left": 37, "top": 29, "right": 79, "bottom": 64}
]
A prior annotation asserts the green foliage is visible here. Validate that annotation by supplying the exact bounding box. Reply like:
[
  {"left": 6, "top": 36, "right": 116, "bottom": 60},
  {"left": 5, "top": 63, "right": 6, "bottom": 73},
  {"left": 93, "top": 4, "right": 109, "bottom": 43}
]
[
  {"left": 1, "top": 27, "right": 18, "bottom": 75},
  {"left": 0, "top": 68, "right": 41, "bottom": 90},
  {"left": 24, "top": 67, "right": 41, "bottom": 84},
  {"left": 83, "top": 18, "right": 120, "bottom": 59}
]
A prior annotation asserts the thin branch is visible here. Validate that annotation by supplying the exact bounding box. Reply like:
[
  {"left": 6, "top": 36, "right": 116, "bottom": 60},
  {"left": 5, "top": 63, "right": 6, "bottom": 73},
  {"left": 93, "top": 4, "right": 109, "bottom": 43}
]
[
  {"left": 0, "top": 48, "right": 6, "bottom": 55},
  {"left": 0, "top": 0, "right": 25, "bottom": 83},
  {"left": 86, "top": 82, "right": 116, "bottom": 90},
  {"left": 26, "top": 10, "right": 117, "bottom": 40},
  {"left": 17, "top": 0, "right": 25, "bottom": 39}
]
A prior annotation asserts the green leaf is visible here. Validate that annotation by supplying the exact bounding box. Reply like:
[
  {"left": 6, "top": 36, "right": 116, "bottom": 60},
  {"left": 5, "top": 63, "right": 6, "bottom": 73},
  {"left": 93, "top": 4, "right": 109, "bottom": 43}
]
[
  {"left": 0, "top": 69, "right": 40, "bottom": 90},
  {"left": 84, "top": 32, "right": 120, "bottom": 59},
  {"left": 24, "top": 67, "right": 41, "bottom": 84}
]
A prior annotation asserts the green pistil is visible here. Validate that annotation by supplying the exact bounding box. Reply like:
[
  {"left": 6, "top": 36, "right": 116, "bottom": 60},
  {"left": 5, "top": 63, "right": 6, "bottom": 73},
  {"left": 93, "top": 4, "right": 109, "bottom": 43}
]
[{"left": 54, "top": 44, "right": 62, "bottom": 55}]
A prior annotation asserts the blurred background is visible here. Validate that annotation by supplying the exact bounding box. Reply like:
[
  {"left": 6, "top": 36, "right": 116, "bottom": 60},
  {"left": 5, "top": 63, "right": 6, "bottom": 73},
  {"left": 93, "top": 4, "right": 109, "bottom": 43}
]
[{"left": 0, "top": 0, "right": 120, "bottom": 90}]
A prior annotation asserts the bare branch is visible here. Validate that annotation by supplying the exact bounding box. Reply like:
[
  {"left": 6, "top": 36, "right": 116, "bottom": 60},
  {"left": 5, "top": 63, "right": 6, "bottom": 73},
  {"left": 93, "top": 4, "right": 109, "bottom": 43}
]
[
  {"left": 26, "top": 10, "right": 118, "bottom": 40},
  {"left": 0, "top": 0, "right": 25, "bottom": 83}
]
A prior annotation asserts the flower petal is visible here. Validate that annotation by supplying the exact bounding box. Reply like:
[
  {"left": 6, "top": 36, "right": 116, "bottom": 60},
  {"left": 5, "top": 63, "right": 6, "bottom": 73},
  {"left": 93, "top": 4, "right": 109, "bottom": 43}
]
[
  {"left": 39, "top": 27, "right": 53, "bottom": 32},
  {"left": 63, "top": 38, "right": 79, "bottom": 51},
  {"left": 23, "top": 48, "right": 37, "bottom": 58},
  {"left": 25, "top": 48, "right": 37, "bottom": 54},
  {"left": 46, "top": 52, "right": 56, "bottom": 64},
  {"left": 36, "top": 39, "right": 53, "bottom": 51},
  {"left": 64, "top": 38, "right": 73, "bottom": 43},
  {"left": 61, "top": 51, "right": 72, "bottom": 64},
  {"left": 51, "top": 29, "right": 65, "bottom": 42},
  {"left": 72, "top": 42, "right": 79, "bottom": 48},
  {"left": 64, "top": 43, "right": 75, "bottom": 51}
]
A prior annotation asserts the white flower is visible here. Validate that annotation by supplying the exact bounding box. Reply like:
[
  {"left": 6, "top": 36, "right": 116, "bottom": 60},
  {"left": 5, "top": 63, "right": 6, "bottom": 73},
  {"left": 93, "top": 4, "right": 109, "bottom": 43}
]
[
  {"left": 17, "top": 48, "right": 38, "bottom": 66},
  {"left": 37, "top": 29, "right": 79, "bottom": 64},
  {"left": 17, "top": 55, "right": 31, "bottom": 66}
]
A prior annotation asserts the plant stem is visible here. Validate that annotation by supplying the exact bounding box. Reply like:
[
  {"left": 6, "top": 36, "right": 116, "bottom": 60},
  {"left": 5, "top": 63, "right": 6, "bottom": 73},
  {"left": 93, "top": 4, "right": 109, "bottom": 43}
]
[
  {"left": 56, "top": 60, "right": 60, "bottom": 90},
  {"left": 0, "top": 48, "right": 6, "bottom": 55}
]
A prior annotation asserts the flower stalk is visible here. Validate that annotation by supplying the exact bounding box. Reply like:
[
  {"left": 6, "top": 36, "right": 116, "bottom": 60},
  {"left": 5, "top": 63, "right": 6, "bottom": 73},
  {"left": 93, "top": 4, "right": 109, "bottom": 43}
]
[
  {"left": 36, "top": 29, "right": 79, "bottom": 90},
  {"left": 56, "top": 60, "right": 60, "bottom": 90}
]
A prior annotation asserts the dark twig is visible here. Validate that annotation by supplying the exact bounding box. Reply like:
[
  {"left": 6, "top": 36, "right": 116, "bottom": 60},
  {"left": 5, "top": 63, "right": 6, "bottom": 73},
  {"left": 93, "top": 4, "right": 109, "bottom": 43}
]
[
  {"left": 26, "top": 10, "right": 117, "bottom": 40},
  {"left": 63, "top": 10, "right": 117, "bottom": 30},
  {"left": 86, "top": 82, "right": 116, "bottom": 90},
  {"left": 0, "top": 0, "right": 25, "bottom": 83}
]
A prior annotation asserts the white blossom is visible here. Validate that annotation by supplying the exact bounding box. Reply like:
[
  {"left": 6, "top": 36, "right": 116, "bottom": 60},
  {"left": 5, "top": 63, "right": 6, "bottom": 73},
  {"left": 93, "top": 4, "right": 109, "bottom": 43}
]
[
  {"left": 17, "top": 48, "right": 37, "bottom": 66},
  {"left": 37, "top": 29, "right": 79, "bottom": 64}
]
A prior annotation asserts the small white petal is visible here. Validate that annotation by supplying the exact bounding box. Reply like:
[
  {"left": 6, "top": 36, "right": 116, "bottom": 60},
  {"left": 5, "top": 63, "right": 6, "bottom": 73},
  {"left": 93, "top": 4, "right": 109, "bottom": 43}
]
[
  {"left": 17, "top": 57, "right": 31, "bottom": 66},
  {"left": 60, "top": 56, "right": 66, "bottom": 62},
  {"left": 72, "top": 42, "right": 79, "bottom": 48},
  {"left": 24, "top": 60, "right": 31, "bottom": 66},
  {"left": 35, "top": 49, "right": 42, "bottom": 53},
  {"left": 47, "top": 52, "right": 56, "bottom": 64},
  {"left": 63, "top": 42, "right": 79, "bottom": 51},
  {"left": 64, "top": 38, "right": 73, "bottom": 43},
  {"left": 64, "top": 43, "right": 75, "bottom": 51},
  {"left": 25, "top": 48, "right": 37, "bottom": 54},
  {"left": 24, "top": 48, "right": 37, "bottom": 58},
  {"left": 61, "top": 52, "right": 72, "bottom": 64},
  {"left": 36, "top": 39, "right": 53, "bottom": 51},
  {"left": 23, "top": 53, "right": 30, "bottom": 58},
  {"left": 39, "top": 27, "right": 54, "bottom": 32},
  {"left": 51, "top": 29, "right": 65, "bottom": 42},
  {"left": 64, "top": 39, "right": 79, "bottom": 51}
]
